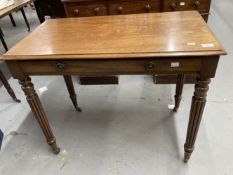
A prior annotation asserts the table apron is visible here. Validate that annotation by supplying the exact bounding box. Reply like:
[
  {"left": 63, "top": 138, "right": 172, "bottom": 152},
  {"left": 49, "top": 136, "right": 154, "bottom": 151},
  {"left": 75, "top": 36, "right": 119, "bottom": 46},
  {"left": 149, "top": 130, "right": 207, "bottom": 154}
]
[{"left": 15, "top": 58, "right": 202, "bottom": 76}]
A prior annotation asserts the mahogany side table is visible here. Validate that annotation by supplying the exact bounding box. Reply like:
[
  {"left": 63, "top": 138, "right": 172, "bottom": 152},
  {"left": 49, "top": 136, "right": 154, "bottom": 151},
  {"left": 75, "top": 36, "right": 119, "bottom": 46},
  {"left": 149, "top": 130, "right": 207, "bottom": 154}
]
[{"left": 1, "top": 11, "right": 226, "bottom": 162}]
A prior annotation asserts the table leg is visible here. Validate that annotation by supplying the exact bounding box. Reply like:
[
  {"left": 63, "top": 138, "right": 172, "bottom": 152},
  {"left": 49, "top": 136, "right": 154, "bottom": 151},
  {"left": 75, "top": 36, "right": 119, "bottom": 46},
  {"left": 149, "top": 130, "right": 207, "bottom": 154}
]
[
  {"left": 184, "top": 77, "right": 210, "bottom": 162},
  {"left": 174, "top": 74, "right": 185, "bottom": 112},
  {"left": 20, "top": 8, "right": 30, "bottom": 32},
  {"left": 33, "top": 0, "right": 45, "bottom": 23},
  {"left": 0, "top": 27, "right": 3, "bottom": 36},
  {"left": 19, "top": 77, "right": 60, "bottom": 154},
  {"left": 63, "top": 75, "right": 82, "bottom": 112},
  {"left": 0, "top": 70, "right": 20, "bottom": 102},
  {"left": 0, "top": 28, "right": 8, "bottom": 51},
  {"left": 9, "top": 14, "right": 16, "bottom": 27}
]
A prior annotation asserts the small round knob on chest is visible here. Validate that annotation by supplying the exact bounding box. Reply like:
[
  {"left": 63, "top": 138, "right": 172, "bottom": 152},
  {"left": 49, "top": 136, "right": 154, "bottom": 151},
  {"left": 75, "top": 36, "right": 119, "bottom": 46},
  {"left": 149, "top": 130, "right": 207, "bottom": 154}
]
[
  {"left": 171, "top": 2, "right": 176, "bottom": 11},
  {"left": 48, "top": 5, "right": 52, "bottom": 10},
  {"left": 145, "top": 4, "right": 151, "bottom": 12},
  {"left": 74, "top": 9, "right": 79, "bottom": 15},
  {"left": 194, "top": 1, "right": 201, "bottom": 9},
  {"left": 94, "top": 7, "right": 100, "bottom": 15},
  {"left": 117, "top": 6, "right": 123, "bottom": 14}
]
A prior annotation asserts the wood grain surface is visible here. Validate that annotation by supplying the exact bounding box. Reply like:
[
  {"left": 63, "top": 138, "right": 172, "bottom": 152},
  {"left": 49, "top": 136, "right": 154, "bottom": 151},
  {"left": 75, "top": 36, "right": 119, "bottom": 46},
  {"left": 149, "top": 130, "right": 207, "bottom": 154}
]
[{"left": 2, "top": 11, "right": 226, "bottom": 60}]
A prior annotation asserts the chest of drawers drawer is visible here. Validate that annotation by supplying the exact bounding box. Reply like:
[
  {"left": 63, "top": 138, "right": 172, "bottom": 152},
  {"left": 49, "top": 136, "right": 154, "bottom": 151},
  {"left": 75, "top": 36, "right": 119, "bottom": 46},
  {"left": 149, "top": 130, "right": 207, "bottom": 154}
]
[
  {"left": 17, "top": 58, "right": 202, "bottom": 76},
  {"left": 63, "top": 0, "right": 211, "bottom": 21},
  {"left": 109, "top": 0, "right": 161, "bottom": 15},
  {"left": 163, "top": 0, "right": 211, "bottom": 13},
  {"left": 64, "top": 3, "right": 107, "bottom": 17}
]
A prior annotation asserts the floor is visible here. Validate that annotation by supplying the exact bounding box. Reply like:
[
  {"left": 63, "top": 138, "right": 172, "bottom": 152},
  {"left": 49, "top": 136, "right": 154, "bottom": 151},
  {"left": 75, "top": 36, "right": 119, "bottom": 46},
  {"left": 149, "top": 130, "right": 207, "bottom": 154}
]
[{"left": 0, "top": 0, "right": 233, "bottom": 174}]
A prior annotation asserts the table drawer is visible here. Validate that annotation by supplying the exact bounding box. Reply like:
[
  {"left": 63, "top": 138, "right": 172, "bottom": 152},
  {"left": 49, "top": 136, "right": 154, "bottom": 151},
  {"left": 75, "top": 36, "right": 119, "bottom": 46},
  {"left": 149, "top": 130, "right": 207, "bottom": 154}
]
[
  {"left": 109, "top": 0, "right": 160, "bottom": 15},
  {"left": 18, "top": 58, "right": 202, "bottom": 76},
  {"left": 163, "top": 0, "right": 211, "bottom": 13},
  {"left": 64, "top": 3, "right": 107, "bottom": 17}
]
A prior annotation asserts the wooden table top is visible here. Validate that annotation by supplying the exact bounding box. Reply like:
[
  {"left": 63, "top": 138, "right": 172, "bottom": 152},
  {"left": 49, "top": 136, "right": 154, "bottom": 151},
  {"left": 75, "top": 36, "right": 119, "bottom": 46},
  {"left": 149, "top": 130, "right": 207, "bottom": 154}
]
[
  {"left": 0, "top": 0, "right": 33, "bottom": 18},
  {"left": 2, "top": 11, "right": 226, "bottom": 60}
]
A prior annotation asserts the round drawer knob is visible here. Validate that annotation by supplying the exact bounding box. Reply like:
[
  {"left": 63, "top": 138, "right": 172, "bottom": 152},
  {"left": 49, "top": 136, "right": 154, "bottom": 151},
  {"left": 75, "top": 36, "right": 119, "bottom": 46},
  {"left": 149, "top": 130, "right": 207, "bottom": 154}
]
[
  {"left": 144, "top": 62, "right": 155, "bottom": 71},
  {"left": 94, "top": 7, "right": 100, "bottom": 15},
  {"left": 117, "top": 6, "right": 123, "bottom": 14},
  {"left": 145, "top": 4, "right": 151, "bottom": 12},
  {"left": 56, "top": 62, "right": 65, "bottom": 70},
  {"left": 47, "top": 5, "right": 51, "bottom": 10},
  {"left": 74, "top": 9, "right": 79, "bottom": 15},
  {"left": 171, "top": 2, "right": 176, "bottom": 11},
  {"left": 194, "top": 1, "right": 201, "bottom": 8}
]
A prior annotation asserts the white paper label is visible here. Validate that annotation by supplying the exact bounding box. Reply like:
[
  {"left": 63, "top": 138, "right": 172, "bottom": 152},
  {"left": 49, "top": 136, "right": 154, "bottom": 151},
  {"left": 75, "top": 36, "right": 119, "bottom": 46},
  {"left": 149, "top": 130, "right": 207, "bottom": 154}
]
[
  {"left": 168, "top": 104, "right": 175, "bottom": 109},
  {"left": 187, "top": 42, "right": 196, "bottom": 46},
  {"left": 180, "top": 2, "right": 185, "bottom": 6},
  {"left": 171, "top": 62, "right": 180, "bottom": 68},
  {"left": 201, "top": 43, "right": 215, "bottom": 48},
  {"left": 38, "top": 86, "right": 48, "bottom": 93}
]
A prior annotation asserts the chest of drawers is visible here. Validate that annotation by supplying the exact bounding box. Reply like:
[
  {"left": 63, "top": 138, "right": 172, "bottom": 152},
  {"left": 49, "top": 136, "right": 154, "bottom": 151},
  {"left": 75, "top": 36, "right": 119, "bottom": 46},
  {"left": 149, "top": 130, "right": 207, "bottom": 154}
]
[{"left": 62, "top": 0, "right": 211, "bottom": 21}]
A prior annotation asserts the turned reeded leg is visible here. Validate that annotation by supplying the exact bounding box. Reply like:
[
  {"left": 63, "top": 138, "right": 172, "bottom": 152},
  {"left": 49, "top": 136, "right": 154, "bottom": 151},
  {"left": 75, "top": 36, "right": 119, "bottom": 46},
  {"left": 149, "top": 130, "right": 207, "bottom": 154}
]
[
  {"left": 63, "top": 75, "right": 82, "bottom": 112},
  {"left": 19, "top": 77, "right": 60, "bottom": 154},
  {"left": 0, "top": 70, "right": 20, "bottom": 102},
  {"left": 174, "top": 74, "right": 185, "bottom": 112},
  {"left": 184, "top": 78, "right": 211, "bottom": 162}
]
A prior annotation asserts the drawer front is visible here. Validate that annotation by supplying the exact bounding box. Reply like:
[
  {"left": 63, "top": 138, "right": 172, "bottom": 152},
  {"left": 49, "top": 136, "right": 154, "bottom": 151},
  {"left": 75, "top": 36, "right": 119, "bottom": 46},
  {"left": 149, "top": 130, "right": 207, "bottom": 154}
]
[
  {"left": 18, "top": 59, "right": 202, "bottom": 76},
  {"left": 163, "top": 0, "right": 211, "bottom": 14},
  {"left": 109, "top": 0, "right": 160, "bottom": 15},
  {"left": 64, "top": 3, "right": 107, "bottom": 17}
]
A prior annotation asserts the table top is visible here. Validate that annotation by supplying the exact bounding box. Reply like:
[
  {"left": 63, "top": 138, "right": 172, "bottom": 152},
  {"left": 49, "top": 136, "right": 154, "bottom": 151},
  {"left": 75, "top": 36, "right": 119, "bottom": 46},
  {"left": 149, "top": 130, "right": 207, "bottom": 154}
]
[
  {"left": 2, "top": 11, "right": 226, "bottom": 60},
  {"left": 0, "top": 0, "right": 32, "bottom": 18}
]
